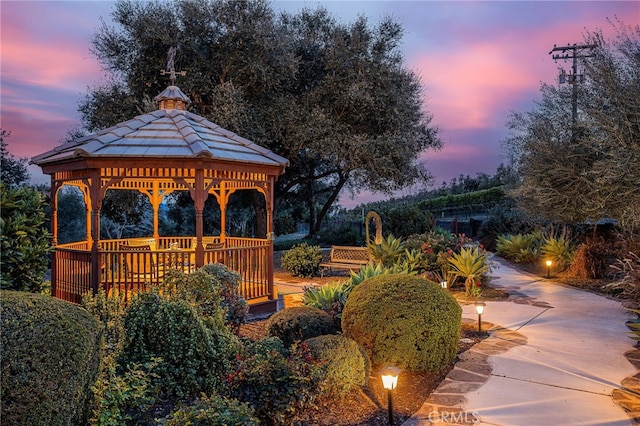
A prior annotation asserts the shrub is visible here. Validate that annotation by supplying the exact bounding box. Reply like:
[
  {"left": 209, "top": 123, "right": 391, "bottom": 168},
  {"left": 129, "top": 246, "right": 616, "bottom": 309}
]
[
  {"left": 304, "top": 335, "right": 368, "bottom": 397},
  {"left": 90, "top": 355, "right": 159, "bottom": 426},
  {"left": 609, "top": 251, "right": 640, "bottom": 305},
  {"left": 0, "top": 184, "right": 53, "bottom": 292},
  {"left": 82, "top": 288, "right": 126, "bottom": 357},
  {"left": 119, "top": 292, "right": 238, "bottom": 398},
  {"left": 265, "top": 306, "right": 336, "bottom": 347},
  {"left": 317, "top": 224, "right": 361, "bottom": 246},
  {"left": 200, "top": 263, "right": 249, "bottom": 333},
  {"left": 281, "top": 243, "right": 323, "bottom": 278},
  {"left": 570, "top": 237, "right": 617, "bottom": 279},
  {"left": 383, "top": 206, "right": 431, "bottom": 238},
  {"left": 274, "top": 212, "right": 296, "bottom": 235},
  {"left": 411, "top": 228, "right": 474, "bottom": 271},
  {"left": 1, "top": 291, "right": 101, "bottom": 426},
  {"left": 227, "top": 337, "right": 322, "bottom": 425},
  {"left": 160, "top": 394, "right": 259, "bottom": 426},
  {"left": 82, "top": 290, "right": 159, "bottom": 425},
  {"left": 342, "top": 274, "right": 461, "bottom": 373},
  {"left": 159, "top": 269, "right": 227, "bottom": 332}
]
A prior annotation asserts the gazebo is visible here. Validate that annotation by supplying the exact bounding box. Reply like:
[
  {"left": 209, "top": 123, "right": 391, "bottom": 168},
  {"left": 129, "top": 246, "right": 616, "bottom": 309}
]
[{"left": 32, "top": 82, "right": 288, "bottom": 313}]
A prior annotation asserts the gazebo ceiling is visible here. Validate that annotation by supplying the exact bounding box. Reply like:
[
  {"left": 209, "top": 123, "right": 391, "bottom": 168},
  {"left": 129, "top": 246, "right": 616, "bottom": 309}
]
[{"left": 31, "top": 86, "right": 288, "bottom": 172}]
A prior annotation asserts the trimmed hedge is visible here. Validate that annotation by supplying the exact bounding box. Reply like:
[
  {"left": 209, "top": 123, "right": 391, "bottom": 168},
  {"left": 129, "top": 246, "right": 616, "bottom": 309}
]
[
  {"left": 0, "top": 291, "right": 101, "bottom": 426},
  {"left": 265, "top": 306, "right": 336, "bottom": 347},
  {"left": 305, "top": 335, "right": 369, "bottom": 397},
  {"left": 342, "top": 274, "right": 461, "bottom": 372}
]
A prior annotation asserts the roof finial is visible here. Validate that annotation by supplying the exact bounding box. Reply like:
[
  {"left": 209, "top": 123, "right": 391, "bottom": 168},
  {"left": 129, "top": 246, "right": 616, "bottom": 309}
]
[{"left": 160, "top": 46, "right": 186, "bottom": 85}]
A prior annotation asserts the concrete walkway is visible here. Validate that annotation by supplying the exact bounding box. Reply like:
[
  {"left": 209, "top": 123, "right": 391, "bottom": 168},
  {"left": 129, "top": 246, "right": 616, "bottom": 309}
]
[{"left": 405, "top": 257, "right": 639, "bottom": 425}]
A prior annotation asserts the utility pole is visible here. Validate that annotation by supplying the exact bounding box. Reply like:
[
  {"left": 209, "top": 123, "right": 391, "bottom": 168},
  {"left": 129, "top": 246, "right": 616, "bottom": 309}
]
[{"left": 549, "top": 43, "right": 596, "bottom": 130}]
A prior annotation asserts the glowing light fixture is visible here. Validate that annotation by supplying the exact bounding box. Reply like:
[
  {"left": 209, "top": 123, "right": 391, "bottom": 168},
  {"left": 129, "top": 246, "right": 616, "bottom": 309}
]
[
  {"left": 545, "top": 259, "right": 553, "bottom": 278},
  {"left": 474, "top": 301, "right": 486, "bottom": 332},
  {"left": 380, "top": 365, "right": 402, "bottom": 425}
]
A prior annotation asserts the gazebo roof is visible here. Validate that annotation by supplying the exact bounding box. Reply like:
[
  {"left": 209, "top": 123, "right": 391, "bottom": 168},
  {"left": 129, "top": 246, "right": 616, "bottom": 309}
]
[{"left": 32, "top": 86, "right": 288, "bottom": 170}]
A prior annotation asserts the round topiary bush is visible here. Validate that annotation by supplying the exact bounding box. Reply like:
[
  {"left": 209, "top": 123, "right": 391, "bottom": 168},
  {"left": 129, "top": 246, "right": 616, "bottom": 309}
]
[
  {"left": 0, "top": 290, "right": 102, "bottom": 426},
  {"left": 265, "top": 306, "right": 336, "bottom": 347},
  {"left": 304, "top": 334, "right": 369, "bottom": 397},
  {"left": 341, "top": 274, "right": 461, "bottom": 372},
  {"left": 281, "top": 243, "right": 323, "bottom": 278}
]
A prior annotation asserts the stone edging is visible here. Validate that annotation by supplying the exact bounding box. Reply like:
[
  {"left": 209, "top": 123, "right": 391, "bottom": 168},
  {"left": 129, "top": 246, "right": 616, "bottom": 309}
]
[
  {"left": 612, "top": 348, "right": 640, "bottom": 424},
  {"left": 403, "top": 326, "right": 527, "bottom": 426}
]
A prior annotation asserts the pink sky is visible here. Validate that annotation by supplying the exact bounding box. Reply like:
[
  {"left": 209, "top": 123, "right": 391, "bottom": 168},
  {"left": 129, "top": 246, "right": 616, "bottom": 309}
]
[{"left": 1, "top": 1, "right": 638, "bottom": 207}]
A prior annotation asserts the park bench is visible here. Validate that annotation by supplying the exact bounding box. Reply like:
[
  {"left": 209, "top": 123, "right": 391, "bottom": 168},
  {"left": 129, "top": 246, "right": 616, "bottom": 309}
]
[{"left": 320, "top": 245, "right": 371, "bottom": 277}]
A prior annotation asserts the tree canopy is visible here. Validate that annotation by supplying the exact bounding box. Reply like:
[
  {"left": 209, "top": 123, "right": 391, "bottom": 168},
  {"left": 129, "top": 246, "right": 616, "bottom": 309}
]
[
  {"left": 80, "top": 0, "right": 440, "bottom": 236},
  {"left": 0, "top": 130, "right": 30, "bottom": 188},
  {"left": 503, "top": 19, "right": 640, "bottom": 230}
]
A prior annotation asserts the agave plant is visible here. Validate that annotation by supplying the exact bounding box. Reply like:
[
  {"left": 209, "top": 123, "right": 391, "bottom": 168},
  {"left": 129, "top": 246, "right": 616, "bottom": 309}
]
[
  {"left": 303, "top": 282, "right": 347, "bottom": 312},
  {"left": 303, "top": 281, "right": 349, "bottom": 327},
  {"left": 541, "top": 236, "right": 574, "bottom": 269},
  {"left": 367, "top": 234, "right": 406, "bottom": 267},
  {"left": 399, "top": 248, "right": 429, "bottom": 274},
  {"left": 495, "top": 233, "right": 541, "bottom": 263},
  {"left": 448, "top": 247, "right": 491, "bottom": 296}
]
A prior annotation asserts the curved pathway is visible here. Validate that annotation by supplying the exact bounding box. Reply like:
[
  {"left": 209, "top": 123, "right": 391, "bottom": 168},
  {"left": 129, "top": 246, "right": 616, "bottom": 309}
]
[{"left": 404, "top": 257, "right": 638, "bottom": 425}]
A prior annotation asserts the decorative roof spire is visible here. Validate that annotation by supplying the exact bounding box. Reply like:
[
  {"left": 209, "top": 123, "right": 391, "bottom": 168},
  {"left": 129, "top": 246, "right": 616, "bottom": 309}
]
[{"left": 155, "top": 46, "right": 191, "bottom": 110}]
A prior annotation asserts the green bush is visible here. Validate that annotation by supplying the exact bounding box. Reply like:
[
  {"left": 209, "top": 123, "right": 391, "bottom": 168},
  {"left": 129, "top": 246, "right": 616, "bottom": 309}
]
[
  {"left": 342, "top": 274, "right": 461, "bottom": 373},
  {"left": 274, "top": 212, "right": 296, "bottom": 235},
  {"left": 0, "top": 184, "right": 53, "bottom": 292},
  {"left": 281, "top": 243, "right": 323, "bottom": 278},
  {"left": 159, "top": 269, "right": 227, "bottom": 332},
  {"left": 200, "top": 263, "right": 249, "bottom": 333},
  {"left": 318, "top": 224, "right": 361, "bottom": 246},
  {"left": 160, "top": 394, "right": 259, "bottom": 426},
  {"left": 0, "top": 291, "right": 101, "bottom": 426},
  {"left": 265, "top": 306, "right": 336, "bottom": 347},
  {"left": 119, "top": 292, "right": 238, "bottom": 398},
  {"left": 89, "top": 355, "right": 159, "bottom": 426},
  {"left": 227, "top": 337, "right": 322, "bottom": 425},
  {"left": 382, "top": 206, "right": 432, "bottom": 238},
  {"left": 304, "top": 335, "right": 368, "bottom": 397}
]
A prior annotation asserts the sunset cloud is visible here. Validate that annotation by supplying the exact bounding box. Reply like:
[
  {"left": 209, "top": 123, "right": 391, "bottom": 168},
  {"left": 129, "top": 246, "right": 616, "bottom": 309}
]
[{"left": 1, "top": 0, "right": 636, "bottom": 208}]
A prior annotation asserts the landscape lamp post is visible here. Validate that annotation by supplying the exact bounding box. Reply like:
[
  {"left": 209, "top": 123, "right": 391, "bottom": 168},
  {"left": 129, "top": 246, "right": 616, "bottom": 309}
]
[
  {"left": 545, "top": 260, "right": 553, "bottom": 278},
  {"left": 380, "top": 365, "right": 402, "bottom": 426},
  {"left": 441, "top": 280, "right": 448, "bottom": 289},
  {"left": 475, "top": 301, "right": 486, "bottom": 333}
]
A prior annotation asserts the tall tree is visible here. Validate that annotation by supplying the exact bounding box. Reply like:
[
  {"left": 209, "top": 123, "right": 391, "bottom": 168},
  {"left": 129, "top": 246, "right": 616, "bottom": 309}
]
[
  {"left": 0, "top": 130, "right": 30, "bottom": 187},
  {"left": 503, "top": 19, "right": 640, "bottom": 230},
  {"left": 80, "top": 0, "right": 440, "bottom": 236}
]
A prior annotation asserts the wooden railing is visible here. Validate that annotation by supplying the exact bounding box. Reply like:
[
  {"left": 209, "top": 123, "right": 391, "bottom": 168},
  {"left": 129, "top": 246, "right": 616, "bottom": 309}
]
[{"left": 53, "top": 238, "right": 274, "bottom": 306}]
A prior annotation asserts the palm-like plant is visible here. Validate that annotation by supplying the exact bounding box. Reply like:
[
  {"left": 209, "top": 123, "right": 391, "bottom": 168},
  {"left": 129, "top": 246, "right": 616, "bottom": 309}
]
[
  {"left": 541, "top": 236, "right": 574, "bottom": 269},
  {"left": 367, "top": 234, "right": 405, "bottom": 267},
  {"left": 448, "top": 247, "right": 491, "bottom": 296}
]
